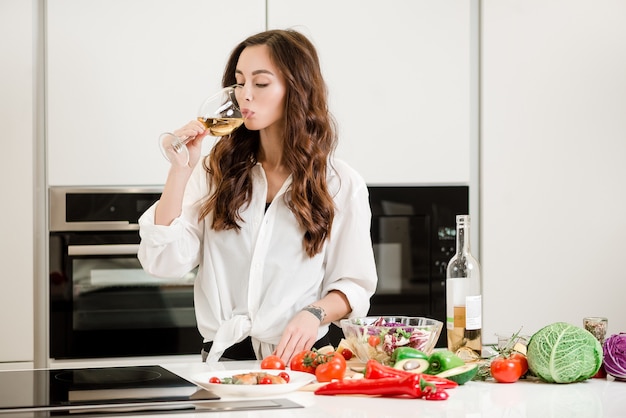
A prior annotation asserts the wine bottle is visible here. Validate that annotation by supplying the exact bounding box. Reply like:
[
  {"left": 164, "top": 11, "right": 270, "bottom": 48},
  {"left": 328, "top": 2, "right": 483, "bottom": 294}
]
[{"left": 446, "top": 214, "right": 482, "bottom": 361}]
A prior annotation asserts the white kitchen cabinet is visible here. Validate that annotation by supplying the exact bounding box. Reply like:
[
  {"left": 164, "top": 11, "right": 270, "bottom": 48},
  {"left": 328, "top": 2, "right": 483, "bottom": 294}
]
[
  {"left": 481, "top": 0, "right": 626, "bottom": 342},
  {"left": 47, "top": 0, "right": 471, "bottom": 186},
  {"left": 0, "top": 0, "right": 35, "bottom": 364},
  {"left": 46, "top": 0, "right": 266, "bottom": 186},
  {"left": 267, "top": 0, "right": 472, "bottom": 185}
]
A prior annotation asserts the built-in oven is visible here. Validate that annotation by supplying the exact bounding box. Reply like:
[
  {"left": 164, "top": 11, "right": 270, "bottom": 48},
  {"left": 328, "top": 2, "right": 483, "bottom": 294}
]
[
  {"left": 365, "top": 186, "right": 469, "bottom": 347},
  {"left": 49, "top": 187, "right": 202, "bottom": 360}
]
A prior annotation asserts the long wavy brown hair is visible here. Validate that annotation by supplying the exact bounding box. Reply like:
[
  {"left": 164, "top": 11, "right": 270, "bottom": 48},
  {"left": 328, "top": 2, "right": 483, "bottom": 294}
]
[{"left": 199, "top": 29, "right": 338, "bottom": 257}]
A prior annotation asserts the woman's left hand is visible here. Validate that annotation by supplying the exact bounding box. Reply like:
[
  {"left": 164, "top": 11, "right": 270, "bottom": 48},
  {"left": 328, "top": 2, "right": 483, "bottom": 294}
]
[{"left": 273, "top": 310, "right": 321, "bottom": 364}]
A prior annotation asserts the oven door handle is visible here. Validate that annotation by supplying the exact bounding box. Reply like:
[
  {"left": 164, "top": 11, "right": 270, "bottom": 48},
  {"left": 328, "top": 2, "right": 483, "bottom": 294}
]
[{"left": 68, "top": 244, "right": 139, "bottom": 256}]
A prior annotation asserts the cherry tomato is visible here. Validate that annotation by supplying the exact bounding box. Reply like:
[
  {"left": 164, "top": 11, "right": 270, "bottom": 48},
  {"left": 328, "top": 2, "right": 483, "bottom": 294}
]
[
  {"left": 490, "top": 355, "right": 523, "bottom": 383},
  {"left": 278, "top": 371, "right": 290, "bottom": 383},
  {"left": 258, "top": 376, "right": 273, "bottom": 385},
  {"left": 260, "top": 354, "right": 286, "bottom": 370},
  {"left": 289, "top": 350, "right": 318, "bottom": 374},
  {"left": 510, "top": 352, "right": 529, "bottom": 376},
  {"left": 368, "top": 335, "right": 381, "bottom": 347},
  {"left": 315, "top": 352, "right": 347, "bottom": 382},
  {"left": 208, "top": 376, "right": 221, "bottom": 384},
  {"left": 340, "top": 348, "right": 353, "bottom": 360}
]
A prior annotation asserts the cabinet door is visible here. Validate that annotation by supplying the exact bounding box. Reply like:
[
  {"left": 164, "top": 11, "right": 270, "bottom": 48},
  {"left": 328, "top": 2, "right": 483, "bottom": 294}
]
[
  {"left": 47, "top": 0, "right": 265, "bottom": 186},
  {"left": 268, "top": 0, "right": 471, "bottom": 184},
  {"left": 0, "top": 0, "right": 34, "bottom": 364},
  {"left": 481, "top": 0, "right": 626, "bottom": 343}
]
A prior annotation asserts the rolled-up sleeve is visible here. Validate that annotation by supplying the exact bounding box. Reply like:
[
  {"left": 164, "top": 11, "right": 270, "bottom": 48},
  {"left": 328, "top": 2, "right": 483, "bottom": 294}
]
[
  {"left": 322, "top": 165, "right": 378, "bottom": 319},
  {"left": 137, "top": 164, "right": 206, "bottom": 279}
]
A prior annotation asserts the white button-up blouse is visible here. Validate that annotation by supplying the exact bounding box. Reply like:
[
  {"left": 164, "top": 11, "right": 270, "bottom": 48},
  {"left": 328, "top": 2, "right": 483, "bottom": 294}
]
[{"left": 138, "top": 158, "right": 378, "bottom": 362}]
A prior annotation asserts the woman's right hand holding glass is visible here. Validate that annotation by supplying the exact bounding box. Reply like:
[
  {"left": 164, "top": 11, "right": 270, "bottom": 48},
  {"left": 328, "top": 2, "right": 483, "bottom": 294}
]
[
  {"left": 169, "top": 120, "right": 208, "bottom": 168},
  {"left": 158, "top": 86, "right": 243, "bottom": 167}
]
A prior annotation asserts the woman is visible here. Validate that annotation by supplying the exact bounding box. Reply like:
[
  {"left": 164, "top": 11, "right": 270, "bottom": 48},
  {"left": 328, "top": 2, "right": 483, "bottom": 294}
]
[{"left": 138, "top": 29, "right": 377, "bottom": 363}]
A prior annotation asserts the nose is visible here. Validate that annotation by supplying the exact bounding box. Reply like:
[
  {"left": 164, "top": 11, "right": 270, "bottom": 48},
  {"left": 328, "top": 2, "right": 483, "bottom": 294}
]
[{"left": 238, "top": 83, "right": 252, "bottom": 102}]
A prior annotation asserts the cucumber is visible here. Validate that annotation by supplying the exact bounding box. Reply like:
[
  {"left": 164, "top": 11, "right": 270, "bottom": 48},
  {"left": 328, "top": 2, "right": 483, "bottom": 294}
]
[{"left": 436, "top": 363, "right": 478, "bottom": 385}]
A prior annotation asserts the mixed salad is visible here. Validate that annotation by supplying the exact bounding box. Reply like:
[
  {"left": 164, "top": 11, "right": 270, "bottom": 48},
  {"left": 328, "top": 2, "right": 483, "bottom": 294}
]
[{"left": 344, "top": 317, "right": 436, "bottom": 363}]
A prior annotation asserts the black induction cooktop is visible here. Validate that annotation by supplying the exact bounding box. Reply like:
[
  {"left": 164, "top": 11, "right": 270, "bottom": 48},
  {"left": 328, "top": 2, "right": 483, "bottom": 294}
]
[
  {"left": 0, "top": 365, "right": 213, "bottom": 415},
  {"left": 0, "top": 365, "right": 304, "bottom": 417}
]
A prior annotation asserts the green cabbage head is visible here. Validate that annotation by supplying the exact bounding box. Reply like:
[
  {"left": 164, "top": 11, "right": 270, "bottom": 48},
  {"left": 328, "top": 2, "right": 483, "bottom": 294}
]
[{"left": 527, "top": 322, "right": 602, "bottom": 383}]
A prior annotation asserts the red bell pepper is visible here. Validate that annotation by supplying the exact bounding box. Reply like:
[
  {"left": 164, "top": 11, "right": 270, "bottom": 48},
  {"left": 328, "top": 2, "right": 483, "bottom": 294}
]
[
  {"left": 363, "top": 360, "right": 458, "bottom": 389},
  {"left": 315, "top": 374, "right": 445, "bottom": 399}
]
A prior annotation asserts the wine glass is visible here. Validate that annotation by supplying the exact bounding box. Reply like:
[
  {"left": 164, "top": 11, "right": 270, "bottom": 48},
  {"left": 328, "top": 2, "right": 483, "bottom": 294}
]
[{"left": 159, "top": 85, "right": 244, "bottom": 165}]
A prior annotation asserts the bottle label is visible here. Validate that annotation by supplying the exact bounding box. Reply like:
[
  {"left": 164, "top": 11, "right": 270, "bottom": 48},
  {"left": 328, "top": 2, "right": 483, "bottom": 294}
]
[{"left": 465, "top": 295, "right": 482, "bottom": 330}]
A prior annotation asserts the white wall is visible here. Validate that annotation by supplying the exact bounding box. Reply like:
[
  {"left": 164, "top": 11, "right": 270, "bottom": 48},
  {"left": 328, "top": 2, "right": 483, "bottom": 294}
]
[
  {"left": 0, "top": 0, "right": 35, "bottom": 364},
  {"left": 481, "top": 0, "right": 626, "bottom": 343}
]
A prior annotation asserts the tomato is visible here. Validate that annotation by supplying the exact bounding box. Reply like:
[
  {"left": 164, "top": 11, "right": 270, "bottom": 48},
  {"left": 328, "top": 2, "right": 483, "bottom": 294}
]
[
  {"left": 490, "top": 355, "right": 523, "bottom": 383},
  {"left": 258, "top": 376, "right": 273, "bottom": 385},
  {"left": 315, "top": 352, "right": 347, "bottom": 383},
  {"left": 260, "top": 355, "right": 286, "bottom": 370},
  {"left": 289, "top": 350, "right": 318, "bottom": 374},
  {"left": 368, "top": 335, "right": 381, "bottom": 347},
  {"left": 340, "top": 348, "right": 353, "bottom": 361},
  {"left": 278, "top": 371, "right": 290, "bottom": 383},
  {"left": 208, "top": 376, "right": 221, "bottom": 384},
  {"left": 510, "top": 352, "right": 528, "bottom": 376}
]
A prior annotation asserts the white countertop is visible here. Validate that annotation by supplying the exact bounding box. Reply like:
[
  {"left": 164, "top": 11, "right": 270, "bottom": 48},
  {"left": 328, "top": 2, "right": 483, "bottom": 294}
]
[{"left": 93, "top": 360, "right": 626, "bottom": 418}]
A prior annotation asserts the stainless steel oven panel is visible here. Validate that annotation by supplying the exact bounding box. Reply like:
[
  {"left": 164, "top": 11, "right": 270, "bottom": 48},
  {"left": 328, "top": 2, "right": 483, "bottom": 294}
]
[
  {"left": 68, "top": 244, "right": 139, "bottom": 256},
  {"left": 49, "top": 186, "right": 162, "bottom": 232},
  {"left": 48, "top": 185, "right": 203, "bottom": 359}
]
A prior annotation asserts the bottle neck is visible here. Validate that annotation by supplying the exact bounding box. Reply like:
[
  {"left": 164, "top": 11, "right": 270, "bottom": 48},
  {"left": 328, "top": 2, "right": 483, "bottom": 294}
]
[{"left": 456, "top": 222, "right": 471, "bottom": 256}]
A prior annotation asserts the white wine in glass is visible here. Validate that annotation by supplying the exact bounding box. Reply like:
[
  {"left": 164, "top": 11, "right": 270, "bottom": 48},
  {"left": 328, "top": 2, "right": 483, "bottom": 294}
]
[
  {"left": 198, "top": 116, "right": 244, "bottom": 137},
  {"left": 159, "top": 85, "right": 244, "bottom": 165}
]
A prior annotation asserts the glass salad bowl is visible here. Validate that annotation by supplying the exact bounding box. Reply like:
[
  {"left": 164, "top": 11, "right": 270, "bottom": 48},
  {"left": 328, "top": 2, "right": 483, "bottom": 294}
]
[{"left": 339, "top": 316, "right": 443, "bottom": 364}]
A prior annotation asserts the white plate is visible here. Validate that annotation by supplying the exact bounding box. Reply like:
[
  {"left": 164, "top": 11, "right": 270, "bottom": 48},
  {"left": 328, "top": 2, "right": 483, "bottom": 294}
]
[{"left": 190, "top": 369, "right": 315, "bottom": 398}]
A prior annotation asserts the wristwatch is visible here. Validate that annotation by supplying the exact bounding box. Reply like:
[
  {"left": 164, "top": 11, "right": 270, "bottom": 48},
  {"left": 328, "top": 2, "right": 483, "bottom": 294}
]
[{"left": 302, "top": 304, "right": 326, "bottom": 323}]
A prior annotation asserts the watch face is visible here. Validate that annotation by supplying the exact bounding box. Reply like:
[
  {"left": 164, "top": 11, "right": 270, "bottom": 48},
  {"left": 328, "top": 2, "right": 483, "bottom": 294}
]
[{"left": 304, "top": 305, "right": 324, "bottom": 321}]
